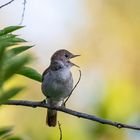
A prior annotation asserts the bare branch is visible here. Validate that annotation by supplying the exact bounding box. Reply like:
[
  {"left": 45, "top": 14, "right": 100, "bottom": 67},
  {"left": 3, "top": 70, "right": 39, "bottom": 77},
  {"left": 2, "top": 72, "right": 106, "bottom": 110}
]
[
  {"left": 0, "top": 0, "right": 15, "bottom": 9},
  {"left": 19, "top": 0, "right": 27, "bottom": 25},
  {"left": 1, "top": 100, "right": 140, "bottom": 131},
  {"left": 0, "top": 0, "right": 26, "bottom": 25}
]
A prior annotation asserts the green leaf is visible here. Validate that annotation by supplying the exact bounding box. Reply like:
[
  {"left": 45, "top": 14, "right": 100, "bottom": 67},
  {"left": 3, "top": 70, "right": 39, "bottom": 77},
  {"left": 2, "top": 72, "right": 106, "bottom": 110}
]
[
  {"left": 0, "top": 87, "right": 24, "bottom": 103},
  {"left": 3, "top": 55, "right": 31, "bottom": 81},
  {"left": 0, "top": 42, "right": 17, "bottom": 65},
  {"left": 17, "top": 67, "right": 42, "bottom": 82},
  {"left": 0, "top": 41, "right": 17, "bottom": 50},
  {"left": 0, "top": 41, "right": 17, "bottom": 56},
  {"left": 0, "top": 127, "right": 23, "bottom": 140},
  {"left": 6, "top": 37, "right": 26, "bottom": 43},
  {"left": 0, "top": 26, "right": 24, "bottom": 36},
  {"left": 0, "top": 127, "right": 12, "bottom": 136},
  {"left": 1, "top": 46, "right": 33, "bottom": 65},
  {"left": 0, "top": 34, "right": 17, "bottom": 41},
  {"left": 0, "top": 36, "right": 19, "bottom": 58},
  {"left": 0, "top": 37, "right": 26, "bottom": 44},
  {"left": 7, "top": 136, "right": 23, "bottom": 140},
  {"left": 7, "top": 46, "right": 34, "bottom": 56}
]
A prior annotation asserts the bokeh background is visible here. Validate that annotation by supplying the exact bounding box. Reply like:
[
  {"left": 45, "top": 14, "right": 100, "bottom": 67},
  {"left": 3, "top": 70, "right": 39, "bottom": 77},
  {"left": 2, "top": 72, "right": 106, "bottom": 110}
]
[{"left": 0, "top": 0, "right": 140, "bottom": 140}]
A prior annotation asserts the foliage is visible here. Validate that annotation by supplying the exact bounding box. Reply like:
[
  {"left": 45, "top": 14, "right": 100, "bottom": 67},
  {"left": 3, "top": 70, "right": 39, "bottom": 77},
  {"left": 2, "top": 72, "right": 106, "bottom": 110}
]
[
  {"left": 0, "top": 126, "right": 22, "bottom": 140},
  {"left": 0, "top": 26, "right": 42, "bottom": 139}
]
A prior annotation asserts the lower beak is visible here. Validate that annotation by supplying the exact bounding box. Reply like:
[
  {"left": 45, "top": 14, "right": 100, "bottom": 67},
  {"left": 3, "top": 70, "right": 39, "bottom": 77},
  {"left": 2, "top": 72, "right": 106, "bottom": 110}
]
[{"left": 70, "top": 61, "right": 80, "bottom": 68}]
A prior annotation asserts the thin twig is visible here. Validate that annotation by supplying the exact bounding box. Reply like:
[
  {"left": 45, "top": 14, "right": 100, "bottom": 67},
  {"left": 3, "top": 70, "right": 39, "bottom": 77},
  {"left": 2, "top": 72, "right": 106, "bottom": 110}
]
[
  {"left": 58, "top": 121, "right": 62, "bottom": 140},
  {"left": 1, "top": 100, "right": 140, "bottom": 131},
  {"left": 64, "top": 69, "right": 81, "bottom": 105},
  {"left": 0, "top": 0, "right": 27, "bottom": 25},
  {"left": 19, "top": 0, "right": 27, "bottom": 25},
  {"left": 0, "top": 0, "right": 15, "bottom": 9}
]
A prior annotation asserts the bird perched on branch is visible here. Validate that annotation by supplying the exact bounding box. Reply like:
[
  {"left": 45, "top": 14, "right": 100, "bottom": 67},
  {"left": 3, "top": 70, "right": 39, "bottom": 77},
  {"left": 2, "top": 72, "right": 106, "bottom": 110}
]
[{"left": 41, "top": 49, "right": 80, "bottom": 127}]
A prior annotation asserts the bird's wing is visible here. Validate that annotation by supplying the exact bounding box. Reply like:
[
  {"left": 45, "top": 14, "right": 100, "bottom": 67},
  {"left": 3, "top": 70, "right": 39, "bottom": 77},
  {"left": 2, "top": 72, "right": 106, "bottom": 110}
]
[
  {"left": 42, "top": 61, "right": 62, "bottom": 81},
  {"left": 42, "top": 67, "right": 50, "bottom": 81}
]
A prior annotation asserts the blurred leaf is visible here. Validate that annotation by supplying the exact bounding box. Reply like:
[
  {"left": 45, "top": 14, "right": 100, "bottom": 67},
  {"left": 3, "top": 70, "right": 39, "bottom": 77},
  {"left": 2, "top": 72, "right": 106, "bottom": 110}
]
[
  {"left": 0, "top": 87, "right": 24, "bottom": 103},
  {"left": 6, "top": 37, "right": 26, "bottom": 43},
  {"left": 0, "top": 26, "right": 24, "bottom": 36},
  {"left": 0, "top": 37, "right": 26, "bottom": 44},
  {"left": 1, "top": 133, "right": 13, "bottom": 140},
  {"left": 0, "top": 127, "right": 23, "bottom": 140},
  {"left": 2, "top": 46, "right": 33, "bottom": 66},
  {"left": 0, "top": 42, "right": 17, "bottom": 53},
  {"left": 3, "top": 55, "right": 31, "bottom": 81},
  {"left": 17, "top": 66, "right": 42, "bottom": 82},
  {"left": 0, "top": 127, "right": 12, "bottom": 137},
  {"left": 7, "top": 136, "right": 23, "bottom": 140},
  {"left": 7, "top": 46, "right": 34, "bottom": 56},
  {"left": 0, "top": 41, "right": 17, "bottom": 56},
  {"left": 0, "top": 34, "right": 17, "bottom": 41},
  {"left": 0, "top": 42, "right": 17, "bottom": 65}
]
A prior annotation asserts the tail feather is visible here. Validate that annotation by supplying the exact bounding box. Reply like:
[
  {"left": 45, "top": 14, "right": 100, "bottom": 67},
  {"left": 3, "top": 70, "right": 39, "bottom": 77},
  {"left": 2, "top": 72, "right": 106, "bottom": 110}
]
[{"left": 47, "top": 109, "right": 57, "bottom": 127}]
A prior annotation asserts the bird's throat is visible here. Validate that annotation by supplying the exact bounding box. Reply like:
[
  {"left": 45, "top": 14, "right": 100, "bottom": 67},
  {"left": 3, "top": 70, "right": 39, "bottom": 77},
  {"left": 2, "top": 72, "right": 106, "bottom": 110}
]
[{"left": 50, "top": 67, "right": 71, "bottom": 82}]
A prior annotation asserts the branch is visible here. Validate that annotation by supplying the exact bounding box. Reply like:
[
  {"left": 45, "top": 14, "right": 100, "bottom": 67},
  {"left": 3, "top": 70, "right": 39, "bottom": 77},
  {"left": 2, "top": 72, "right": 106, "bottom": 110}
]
[
  {"left": 19, "top": 0, "right": 27, "bottom": 25},
  {"left": 0, "top": 0, "right": 15, "bottom": 9},
  {"left": 1, "top": 100, "right": 140, "bottom": 131},
  {"left": 0, "top": 0, "right": 26, "bottom": 25}
]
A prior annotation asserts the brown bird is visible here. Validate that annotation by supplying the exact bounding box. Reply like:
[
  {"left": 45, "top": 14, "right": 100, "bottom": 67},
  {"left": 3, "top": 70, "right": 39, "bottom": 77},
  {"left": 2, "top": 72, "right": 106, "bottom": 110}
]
[{"left": 41, "top": 49, "right": 80, "bottom": 127}]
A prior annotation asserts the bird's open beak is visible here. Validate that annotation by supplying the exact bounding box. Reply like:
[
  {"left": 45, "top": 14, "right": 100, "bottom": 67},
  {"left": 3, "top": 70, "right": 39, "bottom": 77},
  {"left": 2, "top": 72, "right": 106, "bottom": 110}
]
[{"left": 70, "top": 54, "right": 80, "bottom": 68}]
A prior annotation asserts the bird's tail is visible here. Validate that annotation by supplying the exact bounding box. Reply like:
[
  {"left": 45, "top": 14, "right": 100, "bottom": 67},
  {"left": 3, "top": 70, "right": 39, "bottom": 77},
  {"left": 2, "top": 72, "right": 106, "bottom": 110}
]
[{"left": 46, "top": 109, "right": 57, "bottom": 127}]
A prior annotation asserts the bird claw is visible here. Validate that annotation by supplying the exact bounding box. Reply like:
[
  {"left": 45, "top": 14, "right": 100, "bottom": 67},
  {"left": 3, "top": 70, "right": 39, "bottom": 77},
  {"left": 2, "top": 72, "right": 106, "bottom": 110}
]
[{"left": 40, "top": 99, "right": 46, "bottom": 104}]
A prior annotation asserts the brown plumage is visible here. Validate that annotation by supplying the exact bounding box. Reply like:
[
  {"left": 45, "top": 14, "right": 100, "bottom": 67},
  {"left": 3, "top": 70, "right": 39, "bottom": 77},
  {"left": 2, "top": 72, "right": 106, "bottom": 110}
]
[{"left": 47, "top": 109, "right": 57, "bottom": 127}]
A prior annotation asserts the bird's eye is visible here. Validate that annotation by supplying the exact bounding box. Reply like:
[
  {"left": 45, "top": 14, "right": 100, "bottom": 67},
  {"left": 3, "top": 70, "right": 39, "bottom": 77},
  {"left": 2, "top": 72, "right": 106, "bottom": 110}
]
[{"left": 64, "top": 54, "right": 69, "bottom": 58}]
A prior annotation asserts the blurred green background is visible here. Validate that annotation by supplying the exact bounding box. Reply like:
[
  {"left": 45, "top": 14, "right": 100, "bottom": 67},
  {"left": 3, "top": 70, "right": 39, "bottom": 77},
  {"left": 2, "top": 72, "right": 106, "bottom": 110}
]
[{"left": 0, "top": 0, "right": 140, "bottom": 140}]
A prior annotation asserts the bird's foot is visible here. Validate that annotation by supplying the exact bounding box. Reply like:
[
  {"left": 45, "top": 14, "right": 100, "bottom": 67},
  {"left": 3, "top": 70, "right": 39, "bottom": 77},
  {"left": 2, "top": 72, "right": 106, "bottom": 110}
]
[{"left": 40, "top": 99, "right": 46, "bottom": 104}]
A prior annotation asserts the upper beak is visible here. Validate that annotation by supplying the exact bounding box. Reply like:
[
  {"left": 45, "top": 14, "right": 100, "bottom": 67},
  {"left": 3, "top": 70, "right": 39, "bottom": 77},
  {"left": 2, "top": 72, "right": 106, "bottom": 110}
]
[{"left": 71, "top": 54, "right": 81, "bottom": 58}]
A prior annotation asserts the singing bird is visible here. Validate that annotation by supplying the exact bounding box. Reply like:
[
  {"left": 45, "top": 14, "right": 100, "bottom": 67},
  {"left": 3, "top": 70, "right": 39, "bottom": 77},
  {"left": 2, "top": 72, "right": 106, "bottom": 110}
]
[{"left": 41, "top": 49, "right": 80, "bottom": 127}]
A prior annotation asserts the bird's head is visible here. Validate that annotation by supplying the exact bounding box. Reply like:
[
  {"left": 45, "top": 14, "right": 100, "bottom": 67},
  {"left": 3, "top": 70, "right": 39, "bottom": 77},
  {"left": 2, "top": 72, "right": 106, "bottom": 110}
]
[{"left": 51, "top": 49, "right": 80, "bottom": 68}]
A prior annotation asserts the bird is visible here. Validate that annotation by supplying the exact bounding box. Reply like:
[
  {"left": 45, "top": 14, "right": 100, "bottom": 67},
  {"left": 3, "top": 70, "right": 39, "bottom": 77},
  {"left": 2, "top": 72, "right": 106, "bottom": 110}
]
[{"left": 41, "top": 49, "right": 80, "bottom": 127}]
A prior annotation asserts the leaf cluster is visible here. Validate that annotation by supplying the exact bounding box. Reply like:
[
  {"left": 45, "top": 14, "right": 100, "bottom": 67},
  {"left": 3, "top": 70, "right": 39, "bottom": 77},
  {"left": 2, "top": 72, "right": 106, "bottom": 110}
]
[{"left": 0, "top": 26, "right": 42, "bottom": 139}]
